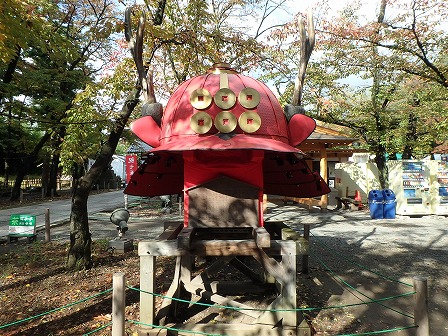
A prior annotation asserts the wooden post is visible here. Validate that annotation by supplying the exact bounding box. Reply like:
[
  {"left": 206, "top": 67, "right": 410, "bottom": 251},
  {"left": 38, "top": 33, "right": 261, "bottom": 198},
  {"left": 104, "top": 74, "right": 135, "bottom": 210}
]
[
  {"left": 414, "top": 276, "right": 429, "bottom": 336},
  {"left": 140, "top": 255, "right": 156, "bottom": 330},
  {"left": 302, "top": 224, "right": 310, "bottom": 274},
  {"left": 281, "top": 242, "right": 298, "bottom": 327},
  {"left": 112, "top": 272, "right": 126, "bottom": 336},
  {"left": 45, "top": 208, "right": 51, "bottom": 243},
  {"left": 319, "top": 146, "right": 328, "bottom": 211},
  {"left": 263, "top": 193, "right": 268, "bottom": 214}
]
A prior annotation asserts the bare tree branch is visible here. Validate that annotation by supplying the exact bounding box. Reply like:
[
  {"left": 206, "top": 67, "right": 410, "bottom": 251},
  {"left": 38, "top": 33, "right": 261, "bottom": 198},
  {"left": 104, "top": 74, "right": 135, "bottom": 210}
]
[
  {"left": 125, "top": 8, "right": 155, "bottom": 103},
  {"left": 292, "top": 8, "right": 315, "bottom": 106},
  {"left": 255, "top": 0, "right": 287, "bottom": 38}
]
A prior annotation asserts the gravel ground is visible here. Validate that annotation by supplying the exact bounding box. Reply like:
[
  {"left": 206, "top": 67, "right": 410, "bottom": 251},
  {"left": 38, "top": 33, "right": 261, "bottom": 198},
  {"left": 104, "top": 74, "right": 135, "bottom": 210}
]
[
  {"left": 266, "top": 203, "right": 448, "bottom": 335},
  {"left": 103, "top": 201, "right": 446, "bottom": 335}
]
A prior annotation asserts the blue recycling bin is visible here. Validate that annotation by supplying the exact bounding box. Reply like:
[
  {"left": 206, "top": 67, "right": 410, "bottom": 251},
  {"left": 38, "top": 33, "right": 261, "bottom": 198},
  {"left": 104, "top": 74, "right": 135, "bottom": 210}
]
[
  {"left": 368, "top": 190, "right": 384, "bottom": 219},
  {"left": 382, "top": 189, "right": 396, "bottom": 219}
]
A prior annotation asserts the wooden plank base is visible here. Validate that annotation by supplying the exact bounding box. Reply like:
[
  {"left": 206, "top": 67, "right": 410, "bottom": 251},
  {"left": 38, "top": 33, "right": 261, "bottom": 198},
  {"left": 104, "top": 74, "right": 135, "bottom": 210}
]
[
  {"left": 140, "top": 322, "right": 310, "bottom": 336},
  {"left": 139, "top": 221, "right": 311, "bottom": 336}
]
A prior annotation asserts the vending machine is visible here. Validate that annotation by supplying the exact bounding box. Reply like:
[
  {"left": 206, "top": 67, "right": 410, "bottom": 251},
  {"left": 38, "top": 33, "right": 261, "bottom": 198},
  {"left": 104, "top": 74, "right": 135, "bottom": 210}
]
[
  {"left": 431, "top": 160, "right": 448, "bottom": 215},
  {"left": 388, "top": 161, "right": 432, "bottom": 216}
]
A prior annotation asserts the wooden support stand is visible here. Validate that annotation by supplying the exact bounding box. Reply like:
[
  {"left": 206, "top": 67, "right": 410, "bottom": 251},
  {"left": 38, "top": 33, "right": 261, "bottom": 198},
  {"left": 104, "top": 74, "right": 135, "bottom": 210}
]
[{"left": 138, "top": 221, "right": 311, "bottom": 336}]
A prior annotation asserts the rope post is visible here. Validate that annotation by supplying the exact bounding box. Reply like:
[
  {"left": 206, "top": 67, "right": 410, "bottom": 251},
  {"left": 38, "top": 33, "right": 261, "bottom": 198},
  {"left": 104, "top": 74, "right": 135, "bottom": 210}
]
[
  {"left": 112, "top": 272, "right": 126, "bottom": 336},
  {"left": 45, "top": 208, "right": 51, "bottom": 243},
  {"left": 413, "top": 275, "right": 429, "bottom": 336},
  {"left": 302, "top": 224, "right": 310, "bottom": 274}
]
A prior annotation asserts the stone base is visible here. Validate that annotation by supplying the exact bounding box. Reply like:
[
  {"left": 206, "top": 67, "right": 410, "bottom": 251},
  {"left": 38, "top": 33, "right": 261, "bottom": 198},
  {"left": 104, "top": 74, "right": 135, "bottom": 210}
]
[{"left": 108, "top": 238, "right": 134, "bottom": 253}]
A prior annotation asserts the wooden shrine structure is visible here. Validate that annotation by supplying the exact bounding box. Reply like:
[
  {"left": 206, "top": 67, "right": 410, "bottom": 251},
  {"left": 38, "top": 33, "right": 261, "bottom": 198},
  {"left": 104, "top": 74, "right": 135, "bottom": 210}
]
[{"left": 138, "top": 219, "right": 311, "bottom": 336}]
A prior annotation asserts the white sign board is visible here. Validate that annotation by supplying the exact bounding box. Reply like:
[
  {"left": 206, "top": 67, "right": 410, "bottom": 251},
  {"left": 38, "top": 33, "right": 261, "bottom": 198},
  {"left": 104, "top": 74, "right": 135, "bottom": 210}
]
[{"left": 9, "top": 214, "right": 36, "bottom": 237}]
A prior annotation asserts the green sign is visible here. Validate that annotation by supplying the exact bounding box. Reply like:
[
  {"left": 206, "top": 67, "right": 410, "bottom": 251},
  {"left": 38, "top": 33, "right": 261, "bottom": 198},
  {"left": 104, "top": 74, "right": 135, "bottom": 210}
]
[{"left": 9, "top": 214, "right": 36, "bottom": 237}]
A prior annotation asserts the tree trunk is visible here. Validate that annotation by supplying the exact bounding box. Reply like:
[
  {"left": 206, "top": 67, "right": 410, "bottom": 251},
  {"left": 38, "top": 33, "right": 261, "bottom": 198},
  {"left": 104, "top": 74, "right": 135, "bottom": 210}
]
[
  {"left": 371, "top": 0, "right": 389, "bottom": 190},
  {"left": 10, "top": 132, "right": 51, "bottom": 201},
  {"left": 67, "top": 180, "right": 92, "bottom": 270},
  {"left": 66, "top": 88, "right": 140, "bottom": 271},
  {"left": 402, "top": 110, "right": 418, "bottom": 159},
  {"left": 4, "top": 160, "right": 9, "bottom": 188},
  {"left": 41, "top": 156, "right": 50, "bottom": 196},
  {"left": 47, "top": 153, "right": 60, "bottom": 197},
  {"left": 0, "top": 46, "right": 21, "bottom": 102},
  {"left": 11, "top": 160, "right": 33, "bottom": 200},
  {"left": 374, "top": 146, "right": 388, "bottom": 189},
  {"left": 47, "top": 127, "right": 65, "bottom": 197}
]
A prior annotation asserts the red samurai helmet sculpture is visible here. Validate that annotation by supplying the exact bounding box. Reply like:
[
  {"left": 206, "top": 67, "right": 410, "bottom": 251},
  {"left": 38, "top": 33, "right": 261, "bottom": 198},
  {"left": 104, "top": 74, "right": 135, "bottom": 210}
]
[{"left": 125, "top": 63, "right": 330, "bottom": 228}]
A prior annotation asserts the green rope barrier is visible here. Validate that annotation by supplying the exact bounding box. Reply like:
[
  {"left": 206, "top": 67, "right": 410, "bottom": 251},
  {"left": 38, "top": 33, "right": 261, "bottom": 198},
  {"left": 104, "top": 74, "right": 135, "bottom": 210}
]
[
  {"left": 82, "top": 322, "right": 112, "bottom": 336},
  {"left": 0, "top": 288, "right": 113, "bottom": 330},
  {"left": 127, "top": 286, "right": 415, "bottom": 313},
  {"left": 129, "top": 319, "right": 228, "bottom": 336},
  {"left": 310, "top": 232, "right": 413, "bottom": 287},
  {"left": 335, "top": 325, "right": 418, "bottom": 335},
  {"left": 312, "top": 251, "right": 414, "bottom": 319}
]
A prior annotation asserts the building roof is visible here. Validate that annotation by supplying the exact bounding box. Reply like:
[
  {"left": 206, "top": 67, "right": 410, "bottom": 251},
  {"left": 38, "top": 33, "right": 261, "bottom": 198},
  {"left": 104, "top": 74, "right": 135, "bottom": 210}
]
[
  {"left": 300, "top": 121, "right": 357, "bottom": 149},
  {"left": 127, "top": 141, "right": 152, "bottom": 154}
]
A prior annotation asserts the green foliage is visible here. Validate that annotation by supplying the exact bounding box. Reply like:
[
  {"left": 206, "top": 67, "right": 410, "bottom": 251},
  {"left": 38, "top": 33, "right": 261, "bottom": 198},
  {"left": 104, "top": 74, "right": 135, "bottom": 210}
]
[
  {"left": 1, "top": 0, "right": 124, "bottom": 182},
  {"left": 291, "top": 0, "right": 448, "bottom": 159},
  {"left": 137, "top": 0, "right": 279, "bottom": 101},
  {"left": 60, "top": 61, "right": 137, "bottom": 175},
  {"left": 3, "top": 0, "right": 447, "bottom": 179},
  {"left": 0, "top": 109, "right": 46, "bottom": 175},
  {"left": 0, "top": 0, "right": 58, "bottom": 63}
]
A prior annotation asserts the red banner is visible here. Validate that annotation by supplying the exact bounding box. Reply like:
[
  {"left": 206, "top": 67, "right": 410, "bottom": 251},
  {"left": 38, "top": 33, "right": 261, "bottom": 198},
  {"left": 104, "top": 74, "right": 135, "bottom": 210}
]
[{"left": 125, "top": 154, "right": 138, "bottom": 183}]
